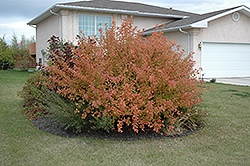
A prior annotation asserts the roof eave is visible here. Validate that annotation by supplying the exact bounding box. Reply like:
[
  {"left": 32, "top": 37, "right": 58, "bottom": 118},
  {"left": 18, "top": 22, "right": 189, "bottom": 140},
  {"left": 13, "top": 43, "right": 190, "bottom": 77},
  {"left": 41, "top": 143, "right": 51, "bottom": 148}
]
[
  {"left": 143, "top": 25, "right": 191, "bottom": 35},
  {"left": 143, "top": 5, "right": 250, "bottom": 35},
  {"left": 189, "top": 5, "right": 250, "bottom": 28},
  {"left": 57, "top": 4, "right": 188, "bottom": 18},
  {"left": 27, "top": 4, "right": 189, "bottom": 25},
  {"left": 27, "top": 5, "right": 58, "bottom": 25}
]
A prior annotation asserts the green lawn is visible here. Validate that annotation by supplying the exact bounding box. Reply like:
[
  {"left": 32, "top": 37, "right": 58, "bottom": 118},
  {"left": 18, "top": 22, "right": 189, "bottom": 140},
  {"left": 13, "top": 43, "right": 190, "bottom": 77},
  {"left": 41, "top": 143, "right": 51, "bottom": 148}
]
[{"left": 1, "top": 69, "right": 249, "bottom": 166}]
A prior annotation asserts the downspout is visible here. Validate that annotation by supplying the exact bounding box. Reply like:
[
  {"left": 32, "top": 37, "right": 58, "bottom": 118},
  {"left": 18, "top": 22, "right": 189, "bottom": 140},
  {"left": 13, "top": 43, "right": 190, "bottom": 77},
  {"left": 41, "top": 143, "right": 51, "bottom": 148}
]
[
  {"left": 50, "top": 10, "right": 62, "bottom": 40},
  {"left": 179, "top": 28, "right": 190, "bottom": 54}
]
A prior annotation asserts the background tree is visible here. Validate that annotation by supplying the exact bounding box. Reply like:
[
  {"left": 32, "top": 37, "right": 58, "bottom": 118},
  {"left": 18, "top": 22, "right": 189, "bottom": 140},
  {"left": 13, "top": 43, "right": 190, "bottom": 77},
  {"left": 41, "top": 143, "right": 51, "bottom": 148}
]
[
  {"left": 11, "top": 33, "right": 36, "bottom": 70},
  {"left": 10, "top": 32, "right": 20, "bottom": 57},
  {"left": 0, "top": 35, "right": 15, "bottom": 70}
]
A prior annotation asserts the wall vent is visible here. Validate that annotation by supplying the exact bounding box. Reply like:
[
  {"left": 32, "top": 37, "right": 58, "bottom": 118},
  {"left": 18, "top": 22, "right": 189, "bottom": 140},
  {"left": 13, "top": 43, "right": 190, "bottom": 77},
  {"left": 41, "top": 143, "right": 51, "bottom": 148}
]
[{"left": 232, "top": 12, "right": 240, "bottom": 22}]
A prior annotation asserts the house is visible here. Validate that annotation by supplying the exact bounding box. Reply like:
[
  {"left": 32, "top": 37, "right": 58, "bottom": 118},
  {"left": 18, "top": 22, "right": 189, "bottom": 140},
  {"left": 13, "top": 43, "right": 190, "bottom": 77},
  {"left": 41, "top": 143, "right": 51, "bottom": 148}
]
[
  {"left": 27, "top": 0, "right": 250, "bottom": 78},
  {"left": 144, "top": 5, "right": 250, "bottom": 78}
]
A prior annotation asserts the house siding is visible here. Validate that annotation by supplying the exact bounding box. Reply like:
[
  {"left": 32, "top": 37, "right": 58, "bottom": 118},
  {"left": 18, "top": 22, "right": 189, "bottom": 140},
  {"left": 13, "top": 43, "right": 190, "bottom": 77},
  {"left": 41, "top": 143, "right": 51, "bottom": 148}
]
[
  {"left": 163, "top": 31, "right": 189, "bottom": 55},
  {"left": 36, "top": 15, "right": 59, "bottom": 65},
  {"left": 61, "top": 10, "right": 79, "bottom": 43},
  {"left": 199, "top": 13, "right": 250, "bottom": 42},
  {"left": 193, "top": 12, "right": 250, "bottom": 70},
  {"left": 132, "top": 16, "right": 173, "bottom": 30},
  {"left": 36, "top": 9, "right": 173, "bottom": 65},
  {"left": 60, "top": 9, "right": 172, "bottom": 42}
]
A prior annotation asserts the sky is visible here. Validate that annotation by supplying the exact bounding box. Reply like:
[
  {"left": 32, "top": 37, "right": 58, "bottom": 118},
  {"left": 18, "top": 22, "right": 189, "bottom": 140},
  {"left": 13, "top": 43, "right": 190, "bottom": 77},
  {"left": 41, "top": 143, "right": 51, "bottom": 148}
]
[{"left": 1, "top": 0, "right": 250, "bottom": 44}]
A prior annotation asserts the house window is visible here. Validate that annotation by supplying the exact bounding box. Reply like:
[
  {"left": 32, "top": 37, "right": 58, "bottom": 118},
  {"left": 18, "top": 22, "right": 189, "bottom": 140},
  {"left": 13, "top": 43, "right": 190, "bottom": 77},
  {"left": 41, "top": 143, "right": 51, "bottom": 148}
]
[{"left": 78, "top": 14, "right": 112, "bottom": 38}]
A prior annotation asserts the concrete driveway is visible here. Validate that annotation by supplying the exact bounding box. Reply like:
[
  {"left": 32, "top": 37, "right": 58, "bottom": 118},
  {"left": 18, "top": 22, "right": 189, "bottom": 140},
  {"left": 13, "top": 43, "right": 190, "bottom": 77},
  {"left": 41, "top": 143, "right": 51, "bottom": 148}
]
[{"left": 205, "top": 77, "right": 250, "bottom": 86}]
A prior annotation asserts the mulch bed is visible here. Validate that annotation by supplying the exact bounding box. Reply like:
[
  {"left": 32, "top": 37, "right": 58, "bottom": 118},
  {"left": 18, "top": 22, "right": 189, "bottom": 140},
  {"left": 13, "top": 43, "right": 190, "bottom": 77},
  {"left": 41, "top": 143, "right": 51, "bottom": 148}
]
[{"left": 31, "top": 116, "right": 203, "bottom": 141}]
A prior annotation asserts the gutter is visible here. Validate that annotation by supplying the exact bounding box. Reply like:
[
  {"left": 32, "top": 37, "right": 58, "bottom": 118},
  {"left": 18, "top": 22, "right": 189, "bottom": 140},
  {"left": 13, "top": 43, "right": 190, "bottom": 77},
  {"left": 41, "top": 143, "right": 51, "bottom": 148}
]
[
  {"left": 28, "top": 4, "right": 190, "bottom": 25},
  {"left": 56, "top": 5, "right": 188, "bottom": 19},
  {"left": 50, "top": 9, "right": 62, "bottom": 40},
  {"left": 143, "top": 25, "right": 190, "bottom": 35},
  {"left": 178, "top": 28, "right": 190, "bottom": 54},
  {"left": 28, "top": 24, "right": 36, "bottom": 29},
  {"left": 28, "top": 5, "right": 56, "bottom": 25}
]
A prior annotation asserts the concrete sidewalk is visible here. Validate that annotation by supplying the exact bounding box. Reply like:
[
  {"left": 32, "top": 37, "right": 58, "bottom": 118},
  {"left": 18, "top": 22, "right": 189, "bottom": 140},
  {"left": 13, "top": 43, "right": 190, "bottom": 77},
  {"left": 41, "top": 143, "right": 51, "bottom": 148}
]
[{"left": 204, "top": 77, "right": 250, "bottom": 86}]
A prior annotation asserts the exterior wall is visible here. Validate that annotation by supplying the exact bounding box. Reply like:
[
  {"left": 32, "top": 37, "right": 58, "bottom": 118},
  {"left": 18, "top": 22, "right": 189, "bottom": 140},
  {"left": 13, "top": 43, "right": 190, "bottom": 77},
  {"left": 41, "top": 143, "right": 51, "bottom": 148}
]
[
  {"left": 36, "top": 15, "right": 59, "bottom": 65},
  {"left": 60, "top": 10, "right": 115, "bottom": 43},
  {"left": 198, "top": 13, "right": 250, "bottom": 43},
  {"left": 193, "top": 12, "right": 250, "bottom": 71},
  {"left": 163, "top": 31, "right": 190, "bottom": 56},
  {"left": 60, "top": 10, "right": 79, "bottom": 43},
  {"left": 132, "top": 16, "right": 173, "bottom": 30},
  {"left": 60, "top": 9, "right": 173, "bottom": 43},
  {"left": 36, "top": 9, "right": 174, "bottom": 66}
]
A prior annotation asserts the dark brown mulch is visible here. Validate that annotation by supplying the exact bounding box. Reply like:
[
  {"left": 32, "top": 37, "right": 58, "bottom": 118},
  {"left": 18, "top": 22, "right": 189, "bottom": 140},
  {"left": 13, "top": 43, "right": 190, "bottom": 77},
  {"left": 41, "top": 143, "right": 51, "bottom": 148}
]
[{"left": 31, "top": 116, "right": 203, "bottom": 141}]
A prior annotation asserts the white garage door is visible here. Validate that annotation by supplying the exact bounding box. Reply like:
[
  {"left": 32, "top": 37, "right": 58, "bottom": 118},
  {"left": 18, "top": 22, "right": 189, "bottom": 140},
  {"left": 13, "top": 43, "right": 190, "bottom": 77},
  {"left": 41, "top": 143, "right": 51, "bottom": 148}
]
[{"left": 202, "top": 41, "right": 250, "bottom": 78}]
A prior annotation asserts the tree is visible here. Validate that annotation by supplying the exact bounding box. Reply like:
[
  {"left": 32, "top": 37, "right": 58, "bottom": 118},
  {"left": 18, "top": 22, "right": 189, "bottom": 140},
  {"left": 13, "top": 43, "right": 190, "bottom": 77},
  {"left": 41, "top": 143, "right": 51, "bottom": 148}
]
[
  {"left": 10, "top": 32, "right": 20, "bottom": 56},
  {"left": 10, "top": 32, "right": 36, "bottom": 57},
  {"left": 0, "top": 35, "right": 14, "bottom": 70},
  {"left": 10, "top": 33, "right": 36, "bottom": 70}
]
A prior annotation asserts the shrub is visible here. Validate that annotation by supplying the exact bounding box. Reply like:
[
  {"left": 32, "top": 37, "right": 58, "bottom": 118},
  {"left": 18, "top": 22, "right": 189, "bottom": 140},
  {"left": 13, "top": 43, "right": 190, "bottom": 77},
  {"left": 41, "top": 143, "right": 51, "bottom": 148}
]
[
  {"left": 17, "top": 71, "right": 50, "bottom": 119},
  {"left": 15, "top": 55, "right": 36, "bottom": 71},
  {"left": 210, "top": 78, "right": 216, "bottom": 83},
  {"left": 41, "top": 17, "right": 206, "bottom": 134},
  {"left": 39, "top": 88, "right": 115, "bottom": 133}
]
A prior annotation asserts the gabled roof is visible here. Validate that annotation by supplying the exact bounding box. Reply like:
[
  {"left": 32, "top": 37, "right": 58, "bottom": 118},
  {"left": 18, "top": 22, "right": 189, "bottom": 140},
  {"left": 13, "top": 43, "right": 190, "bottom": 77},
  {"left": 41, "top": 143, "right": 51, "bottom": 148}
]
[
  {"left": 28, "top": 0, "right": 198, "bottom": 25},
  {"left": 144, "top": 5, "right": 250, "bottom": 35},
  {"left": 58, "top": 0, "right": 197, "bottom": 17}
]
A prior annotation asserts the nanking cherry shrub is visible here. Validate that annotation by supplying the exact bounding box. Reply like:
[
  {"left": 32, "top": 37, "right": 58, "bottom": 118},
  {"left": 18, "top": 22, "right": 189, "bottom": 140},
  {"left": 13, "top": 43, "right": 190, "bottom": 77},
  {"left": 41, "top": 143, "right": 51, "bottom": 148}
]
[{"left": 43, "top": 17, "right": 205, "bottom": 134}]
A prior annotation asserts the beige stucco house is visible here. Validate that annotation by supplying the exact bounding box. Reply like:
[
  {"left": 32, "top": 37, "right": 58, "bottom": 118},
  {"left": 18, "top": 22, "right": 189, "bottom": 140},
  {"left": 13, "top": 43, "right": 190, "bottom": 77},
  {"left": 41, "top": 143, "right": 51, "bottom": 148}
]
[{"left": 28, "top": 0, "right": 250, "bottom": 78}]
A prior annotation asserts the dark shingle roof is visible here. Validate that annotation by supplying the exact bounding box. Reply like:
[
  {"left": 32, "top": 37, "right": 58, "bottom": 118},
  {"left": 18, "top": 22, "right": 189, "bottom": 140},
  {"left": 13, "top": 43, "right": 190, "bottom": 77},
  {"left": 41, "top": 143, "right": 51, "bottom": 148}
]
[
  {"left": 58, "top": 0, "right": 198, "bottom": 17},
  {"left": 144, "top": 5, "right": 245, "bottom": 33}
]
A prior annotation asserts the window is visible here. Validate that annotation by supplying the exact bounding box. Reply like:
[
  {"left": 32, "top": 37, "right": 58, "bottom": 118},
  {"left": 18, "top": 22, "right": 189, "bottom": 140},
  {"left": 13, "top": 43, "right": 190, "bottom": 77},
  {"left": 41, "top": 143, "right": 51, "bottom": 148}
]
[
  {"left": 79, "top": 14, "right": 112, "bottom": 38},
  {"left": 39, "top": 58, "right": 42, "bottom": 64}
]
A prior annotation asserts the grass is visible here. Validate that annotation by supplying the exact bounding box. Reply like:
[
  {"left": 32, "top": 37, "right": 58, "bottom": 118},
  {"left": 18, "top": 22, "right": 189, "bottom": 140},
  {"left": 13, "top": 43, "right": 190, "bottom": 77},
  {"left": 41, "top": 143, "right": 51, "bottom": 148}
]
[{"left": 1, "top": 69, "right": 249, "bottom": 166}]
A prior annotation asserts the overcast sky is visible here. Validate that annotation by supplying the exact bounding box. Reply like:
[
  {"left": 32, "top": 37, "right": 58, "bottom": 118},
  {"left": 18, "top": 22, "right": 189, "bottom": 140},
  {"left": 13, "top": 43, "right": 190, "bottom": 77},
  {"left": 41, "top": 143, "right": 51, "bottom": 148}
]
[{"left": 1, "top": 0, "right": 250, "bottom": 44}]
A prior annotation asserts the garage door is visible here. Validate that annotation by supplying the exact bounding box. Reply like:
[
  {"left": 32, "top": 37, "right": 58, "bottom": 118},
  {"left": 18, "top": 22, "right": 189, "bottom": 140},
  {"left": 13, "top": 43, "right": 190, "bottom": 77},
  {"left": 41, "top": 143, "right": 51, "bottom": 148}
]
[{"left": 202, "top": 41, "right": 250, "bottom": 78}]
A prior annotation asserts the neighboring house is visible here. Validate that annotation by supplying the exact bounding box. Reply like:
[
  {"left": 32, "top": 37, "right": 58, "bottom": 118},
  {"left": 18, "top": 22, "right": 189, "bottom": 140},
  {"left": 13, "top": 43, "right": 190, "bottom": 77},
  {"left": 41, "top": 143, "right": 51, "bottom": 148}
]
[{"left": 28, "top": 0, "right": 250, "bottom": 78}]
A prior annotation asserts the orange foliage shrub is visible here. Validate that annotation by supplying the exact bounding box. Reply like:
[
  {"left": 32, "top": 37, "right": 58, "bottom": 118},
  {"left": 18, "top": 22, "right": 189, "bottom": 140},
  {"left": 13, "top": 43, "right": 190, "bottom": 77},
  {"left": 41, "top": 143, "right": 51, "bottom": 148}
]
[{"left": 43, "top": 17, "right": 205, "bottom": 133}]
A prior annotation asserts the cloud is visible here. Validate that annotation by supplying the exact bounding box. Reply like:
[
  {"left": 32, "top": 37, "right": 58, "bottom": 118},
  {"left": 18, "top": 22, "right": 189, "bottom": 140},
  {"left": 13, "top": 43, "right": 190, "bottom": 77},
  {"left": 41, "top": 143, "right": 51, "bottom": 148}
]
[
  {"left": 0, "top": 1, "right": 42, "bottom": 18},
  {"left": 0, "top": 21, "right": 29, "bottom": 29},
  {"left": 0, "top": 21, "right": 35, "bottom": 44},
  {"left": 0, "top": 0, "right": 77, "bottom": 19}
]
